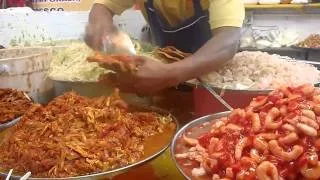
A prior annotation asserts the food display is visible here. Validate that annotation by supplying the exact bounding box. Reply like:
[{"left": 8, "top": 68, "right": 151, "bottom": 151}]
[
  {"left": 297, "top": 34, "right": 320, "bottom": 49},
  {"left": 0, "top": 89, "right": 176, "bottom": 178},
  {"left": 0, "top": 88, "right": 32, "bottom": 124},
  {"left": 174, "top": 84, "right": 320, "bottom": 179},
  {"left": 201, "top": 51, "right": 320, "bottom": 90}
]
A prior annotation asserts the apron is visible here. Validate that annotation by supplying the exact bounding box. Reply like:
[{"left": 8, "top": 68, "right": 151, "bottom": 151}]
[{"left": 144, "top": 0, "right": 212, "bottom": 53}]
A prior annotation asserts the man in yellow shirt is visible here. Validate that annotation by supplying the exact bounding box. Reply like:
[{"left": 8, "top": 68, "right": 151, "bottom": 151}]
[{"left": 85, "top": 0, "right": 244, "bottom": 94}]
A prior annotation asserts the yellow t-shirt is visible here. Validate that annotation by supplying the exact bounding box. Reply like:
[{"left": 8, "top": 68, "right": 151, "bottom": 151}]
[{"left": 94, "top": 0, "right": 244, "bottom": 29}]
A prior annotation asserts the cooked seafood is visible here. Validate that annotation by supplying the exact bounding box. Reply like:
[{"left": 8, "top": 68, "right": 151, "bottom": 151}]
[
  {"left": 0, "top": 88, "right": 32, "bottom": 124},
  {"left": 175, "top": 84, "right": 320, "bottom": 179},
  {"left": 201, "top": 51, "right": 320, "bottom": 90},
  {"left": 297, "top": 34, "right": 320, "bottom": 49},
  {"left": 0, "top": 89, "right": 175, "bottom": 178}
]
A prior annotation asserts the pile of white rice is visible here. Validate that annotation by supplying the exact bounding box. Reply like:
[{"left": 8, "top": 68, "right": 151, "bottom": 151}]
[{"left": 201, "top": 51, "right": 320, "bottom": 90}]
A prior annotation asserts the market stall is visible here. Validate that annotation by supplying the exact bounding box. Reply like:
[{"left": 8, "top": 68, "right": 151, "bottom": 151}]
[{"left": 1, "top": 2, "right": 320, "bottom": 180}]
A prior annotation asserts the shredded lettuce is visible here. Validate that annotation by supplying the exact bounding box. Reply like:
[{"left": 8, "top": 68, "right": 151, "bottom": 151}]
[{"left": 48, "top": 42, "right": 111, "bottom": 82}]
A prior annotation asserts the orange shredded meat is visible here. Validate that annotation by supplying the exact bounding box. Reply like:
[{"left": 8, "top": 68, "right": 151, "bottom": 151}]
[
  {"left": 0, "top": 89, "right": 175, "bottom": 178},
  {"left": 0, "top": 88, "right": 32, "bottom": 124},
  {"left": 87, "top": 52, "right": 137, "bottom": 73}
]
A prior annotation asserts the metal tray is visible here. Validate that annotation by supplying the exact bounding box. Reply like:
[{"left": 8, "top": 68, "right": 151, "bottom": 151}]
[
  {"left": 0, "top": 109, "right": 179, "bottom": 180},
  {"left": 170, "top": 112, "right": 230, "bottom": 180}
]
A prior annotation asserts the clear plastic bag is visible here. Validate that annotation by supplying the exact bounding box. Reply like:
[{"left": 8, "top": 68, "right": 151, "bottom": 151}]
[{"left": 102, "top": 31, "right": 136, "bottom": 55}]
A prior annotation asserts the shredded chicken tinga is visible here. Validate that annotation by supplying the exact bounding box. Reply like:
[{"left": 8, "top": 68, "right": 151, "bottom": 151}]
[
  {"left": 0, "top": 88, "right": 32, "bottom": 124},
  {"left": 0, "top": 90, "right": 175, "bottom": 178}
]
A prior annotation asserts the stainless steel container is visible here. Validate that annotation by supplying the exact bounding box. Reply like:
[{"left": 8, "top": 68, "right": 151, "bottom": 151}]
[{"left": 170, "top": 112, "right": 230, "bottom": 180}]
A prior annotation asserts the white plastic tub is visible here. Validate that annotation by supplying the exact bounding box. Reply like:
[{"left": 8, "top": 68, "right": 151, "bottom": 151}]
[{"left": 0, "top": 47, "right": 54, "bottom": 103}]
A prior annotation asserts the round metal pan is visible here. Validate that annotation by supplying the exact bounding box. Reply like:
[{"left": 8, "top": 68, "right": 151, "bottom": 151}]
[
  {"left": 170, "top": 111, "right": 230, "bottom": 180},
  {"left": 0, "top": 108, "right": 179, "bottom": 180}
]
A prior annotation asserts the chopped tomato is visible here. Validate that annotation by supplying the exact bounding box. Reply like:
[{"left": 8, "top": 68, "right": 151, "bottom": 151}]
[
  {"left": 314, "top": 139, "right": 320, "bottom": 150},
  {"left": 243, "top": 172, "right": 256, "bottom": 180},
  {"left": 296, "top": 154, "right": 308, "bottom": 170},
  {"left": 198, "top": 132, "right": 213, "bottom": 148},
  {"left": 231, "top": 162, "right": 241, "bottom": 174},
  {"left": 268, "top": 93, "right": 283, "bottom": 103},
  {"left": 287, "top": 101, "right": 299, "bottom": 111}
]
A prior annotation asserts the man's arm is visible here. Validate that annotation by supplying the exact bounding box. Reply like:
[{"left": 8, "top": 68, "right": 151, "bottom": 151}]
[
  {"left": 85, "top": 0, "right": 134, "bottom": 50},
  {"left": 85, "top": 4, "right": 116, "bottom": 50},
  {"left": 170, "top": 27, "right": 240, "bottom": 83},
  {"left": 89, "top": 4, "right": 114, "bottom": 29}
]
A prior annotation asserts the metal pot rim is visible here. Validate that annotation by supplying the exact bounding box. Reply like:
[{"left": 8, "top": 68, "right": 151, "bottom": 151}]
[{"left": 170, "top": 111, "right": 231, "bottom": 180}]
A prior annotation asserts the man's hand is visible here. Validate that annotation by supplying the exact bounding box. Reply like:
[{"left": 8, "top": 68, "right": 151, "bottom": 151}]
[
  {"left": 85, "top": 4, "right": 116, "bottom": 50},
  {"left": 107, "top": 56, "right": 179, "bottom": 95}
]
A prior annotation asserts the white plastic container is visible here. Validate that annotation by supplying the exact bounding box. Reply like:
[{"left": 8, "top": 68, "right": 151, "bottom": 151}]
[{"left": 0, "top": 47, "right": 54, "bottom": 103}]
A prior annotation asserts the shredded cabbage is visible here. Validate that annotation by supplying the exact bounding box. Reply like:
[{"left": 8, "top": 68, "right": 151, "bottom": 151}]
[
  {"left": 48, "top": 41, "right": 160, "bottom": 82},
  {"left": 48, "top": 42, "right": 112, "bottom": 82}
]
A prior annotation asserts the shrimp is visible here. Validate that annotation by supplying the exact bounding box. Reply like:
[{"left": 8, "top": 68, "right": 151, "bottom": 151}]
[
  {"left": 313, "top": 104, "right": 320, "bottom": 115},
  {"left": 301, "top": 109, "right": 316, "bottom": 120},
  {"left": 250, "top": 148, "right": 263, "bottom": 163},
  {"left": 247, "top": 112, "right": 261, "bottom": 132},
  {"left": 256, "top": 161, "right": 279, "bottom": 180},
  {"left": 191, "top": 167, "right": 206, "bottom": 177},
  {"left": 278, "top": 132, "right": 298, "bottom": 145},
  {"left": 281, "top": 123, "right": 296, "bottom": 132},
  {"left": 299, "top": 116, "right": 319, "bottom": 130},
  {"left": 257, "top": 133, "right": 278, "bottom": 140},
  {"left": 296, "top": 123, "right": 318, "bottom": 137},
  {"left": 268, "top": 140, "right": 303, "bottom": 162},
  {"left": 253, "top": 137, "right": 268, "bottom": 152},
  {"left": 265, "top": 107, "right": 282, "bottom": 130},
  {"left": 300, "top": 162, "right": 320, "bottom": 179},
  {"left": 183, "top": 134, "right": 198, "bottom": 146},
  {"left": 235, "top": 137, "right": 249, "bottom": 160},
  {"left": 249, "top": 96, "right": 268, "bottom": 108}
]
